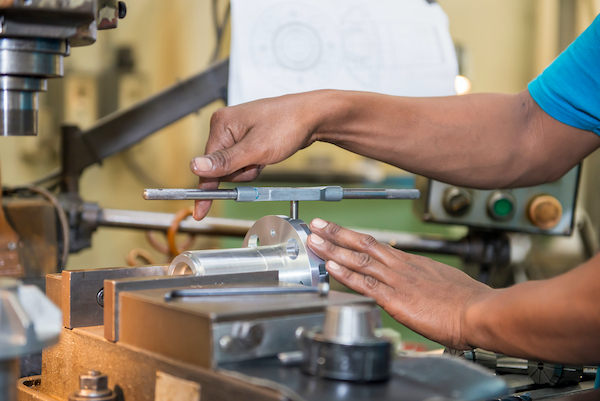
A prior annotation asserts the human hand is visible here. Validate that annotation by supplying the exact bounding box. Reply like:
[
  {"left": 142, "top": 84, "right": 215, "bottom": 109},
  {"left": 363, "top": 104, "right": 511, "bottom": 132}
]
[
  {"left": 307, "top": 218, "right": 494, "bottom": 349},
  {"left": 190, "top": 92, "right": 331, "bottom": 220}
]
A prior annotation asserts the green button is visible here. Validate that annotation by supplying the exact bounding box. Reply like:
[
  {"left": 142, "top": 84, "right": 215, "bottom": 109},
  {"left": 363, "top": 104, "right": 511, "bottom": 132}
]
[{"left": 493, "top": 198, "right": 513, "bottom": 217}]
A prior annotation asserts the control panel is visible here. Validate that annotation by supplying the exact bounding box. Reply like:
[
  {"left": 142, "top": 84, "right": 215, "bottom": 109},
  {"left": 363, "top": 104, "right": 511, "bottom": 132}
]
[{"left": 414, "top": 167, "right": 579, "bottom": 236}]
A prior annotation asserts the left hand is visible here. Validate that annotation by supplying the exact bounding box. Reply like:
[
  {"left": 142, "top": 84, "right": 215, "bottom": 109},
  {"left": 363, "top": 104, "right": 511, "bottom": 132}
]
[{"left": 307, "top": 218, "right": 493, "bottom": 349}]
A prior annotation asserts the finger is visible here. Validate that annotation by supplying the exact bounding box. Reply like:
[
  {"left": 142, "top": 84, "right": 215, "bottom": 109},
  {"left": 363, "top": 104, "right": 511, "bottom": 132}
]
[
  {"left": 190, "top": 139, "right": 269, "bottom": 179},
  {"left": 309, "top": 219, "right": 397, "bottom": 265},
  {"left": 220, "top": 164, "right": 262, "bottom": 183},
  {"left": 308, "top": 233, "right": 394, "bottom": 284},
  {"left": 325, "top": 260, "right": 395, "bottom": 305},
  {"left": 193, "top": 178, "right": 219, "bottom": 220}
]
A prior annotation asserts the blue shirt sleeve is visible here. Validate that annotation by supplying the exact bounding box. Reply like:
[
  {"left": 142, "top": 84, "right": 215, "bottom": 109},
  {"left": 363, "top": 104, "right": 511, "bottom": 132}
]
[{"left": 528, "top": 14, "right": 600, "bottom": 135}]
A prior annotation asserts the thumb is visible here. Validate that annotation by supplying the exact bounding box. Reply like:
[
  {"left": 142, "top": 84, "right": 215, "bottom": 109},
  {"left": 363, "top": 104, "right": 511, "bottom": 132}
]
[{"left": 190, "top": 145, "right": 256, "bottom": 178}]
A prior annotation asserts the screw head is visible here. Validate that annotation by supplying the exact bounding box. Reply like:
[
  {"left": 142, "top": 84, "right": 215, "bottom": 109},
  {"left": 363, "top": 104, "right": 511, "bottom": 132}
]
[
  {"left": 80, "top": 370, "right": 108, "bottom": 391},
  {"left": 96, "top": 288, "right": 104, "bottom": 307},
  {"left": 118, "top": 1, "right": 127, "bottom": 19}
]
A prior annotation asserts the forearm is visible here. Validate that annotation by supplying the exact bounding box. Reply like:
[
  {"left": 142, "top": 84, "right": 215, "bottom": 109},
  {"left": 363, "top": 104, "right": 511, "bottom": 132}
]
[
  {"left": 310, "top": 89, "right": 597, "bottom": 189},
  {"left": 464, "top": 256, "right": 600, "bottom": 364}
]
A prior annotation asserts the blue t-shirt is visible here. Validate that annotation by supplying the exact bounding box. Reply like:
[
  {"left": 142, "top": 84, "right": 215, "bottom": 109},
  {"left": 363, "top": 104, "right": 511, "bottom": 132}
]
[{"left": 528, "top": 14, "right": 600, "bottom": 135}]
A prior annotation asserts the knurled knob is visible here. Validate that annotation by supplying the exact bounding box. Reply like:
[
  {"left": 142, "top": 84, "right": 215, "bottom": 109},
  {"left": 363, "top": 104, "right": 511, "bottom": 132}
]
[{"left": 528, "top": 195, "right": 562, "bottom": 230}]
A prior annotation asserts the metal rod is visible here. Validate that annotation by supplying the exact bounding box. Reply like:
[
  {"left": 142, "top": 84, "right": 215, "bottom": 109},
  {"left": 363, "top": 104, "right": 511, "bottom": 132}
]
[
  {"left": 89, "top": 207, "right": 468, "bottom": 255},
  {"left": 165, "top": 282, "right": 329, "bottom": 300},
  {"left": 342, "top": 188, "right": 420, "bottom": 199},
  {"left": 143, "top": 188, "right": 238, "bottom": 201},
  {"left": 290, "top": 201, "right": 299, "bottom": 220},
  {"left": 93, "top": 208, "right": 254, "bottom": 237},
  {"left": 143, "top": 186, "right": 420, "bottom": 201}
]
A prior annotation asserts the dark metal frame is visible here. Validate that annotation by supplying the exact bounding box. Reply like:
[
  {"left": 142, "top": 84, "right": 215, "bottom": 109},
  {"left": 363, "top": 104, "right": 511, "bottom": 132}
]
[{"left": 60, "top": 58, "right": 229, "bottom": 193}]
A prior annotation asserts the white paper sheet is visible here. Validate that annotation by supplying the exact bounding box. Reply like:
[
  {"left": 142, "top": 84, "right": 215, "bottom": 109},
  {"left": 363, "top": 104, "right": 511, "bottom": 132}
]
[{"left": 228, "top": 0, "right": 458, "bottom": 106}]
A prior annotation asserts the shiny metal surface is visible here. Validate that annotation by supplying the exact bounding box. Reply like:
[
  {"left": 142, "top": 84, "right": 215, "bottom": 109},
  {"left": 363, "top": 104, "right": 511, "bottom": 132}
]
[
  {"left": 290, "top": 201, "right": 299, "bottom": 220},
  {"left": 118, "top": 283, "right": 375, "bottom": 368},
  {"left": 144, "top": 186, "right": 420, "bottom": 202},
  {"left": 60, "top": 265, "right": 168, "bottom": 329},
  {"left": 319, "top": 305, "right": 380, "bottom": 345},
  {"left": 68, "top": 370, "right": 116, "bottom": 401},
  {"left": 0, "top": 1, "right": 121, "bottom": 135},
  {"left": 0, "top": 90, "right": 37, "bottom": 136},
  {"left": 166, "top": 282, "right": 329, "bottom": 300},
  {"left": 94, "top": 208, "right": 254, "bottom": 236},
  {"left": 143, "top": 188, "right": 238, "bottom": 200},
  {"left": 214, "top": 313, "right": 326, "bottom": 365},
  {"left": 0, "top": 38, "right": 65, "bottom": 135},
  {"left": 103, "top": 271, "right": 278, "bottom": 342},
  {"left": 170, "top": 215, "right": 324, "bottom": 286},
  {"left": 300, "top": 305, "right": 391, "bottom": 382},
  {"left": 0, "top": 278, "right": 61, "bottom": 401},
  {"left": 0, "top": 278, "right": 61, "bottom": 360}
]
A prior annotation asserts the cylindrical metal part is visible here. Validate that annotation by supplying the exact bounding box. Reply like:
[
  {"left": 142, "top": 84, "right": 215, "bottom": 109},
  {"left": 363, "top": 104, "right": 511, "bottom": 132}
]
[
  {"left": 0, "top": 38, "right": 67, "bottom": 136},
  {"left": 290, "top": 201, "right": 299, "bottom": 220},
  {"left": 169, "top": 215, "right": 324, "bottom": 286},
  {"left": 496, "top": 356, "right": 530, "bottom": 375},
  {"left": 342, "top": 188, "right": 420, "bottom": 199},
  {"left": 301, "top": 305, "right": 391, "bottom": 382},
  {"left": 170, "top": 245, "right": 297, "bottom": 275},
  {"left": 0, "top": 359, "right": 19, "bottom": 401},
  {"left": 0, "top": 90, "right": 38, "bottom": 136},
  {"left": 69, "top": 370, "right": 116, "bottom": 401},
  {"left": 95, "top": 208, "right": 254, "bottom": 237},
  {"left": 143, "top": 188, "right": 238, "bottom": 200},
  {"left": 144, "top": 186, "right": 420, "bottom": 201},
  {"left": 528, "top": 362, "right": 583, "bottom": 387}
]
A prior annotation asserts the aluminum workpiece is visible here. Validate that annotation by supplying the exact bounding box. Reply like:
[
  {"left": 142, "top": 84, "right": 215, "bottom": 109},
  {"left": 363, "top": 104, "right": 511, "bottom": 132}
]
[{"left": 169, "top": 215, "right": 326, "bottom": 286}]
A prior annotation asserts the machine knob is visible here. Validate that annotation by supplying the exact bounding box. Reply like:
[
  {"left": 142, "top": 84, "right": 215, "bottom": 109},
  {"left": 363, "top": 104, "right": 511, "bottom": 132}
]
[
  {"left": 443, "top": 187, "right": 472, "bottom": 216},
  {"left": 487, "top": 191, "right": 516, "bottom": 222},
  {"left": 528, "top": 195, "right": 562, "bottom": 230}
]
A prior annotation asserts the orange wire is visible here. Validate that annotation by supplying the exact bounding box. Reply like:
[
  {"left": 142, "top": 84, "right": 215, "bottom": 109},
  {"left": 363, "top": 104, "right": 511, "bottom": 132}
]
[{"left": 167, "top": 206, "right": 196, "bottom": 256}]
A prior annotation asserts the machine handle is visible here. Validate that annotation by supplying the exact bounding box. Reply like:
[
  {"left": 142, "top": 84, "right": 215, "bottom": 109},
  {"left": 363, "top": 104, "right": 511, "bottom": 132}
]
[{"left": 143, "top": 186, "right": 420, "bottom": 202}]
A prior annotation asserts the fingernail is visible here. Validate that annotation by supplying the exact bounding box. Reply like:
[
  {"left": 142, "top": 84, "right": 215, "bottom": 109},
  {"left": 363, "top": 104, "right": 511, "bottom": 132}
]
[
  {"left": 310, "top": 234, "right": 324, "bottom": 244},
  {"left": 328, "top": 261, "right": 341, "bottom": 270},
  {"left": 191, "top": 157, "right": 213, "bottom": 172},
  {"left": 311, "top": 218, "right": 327, "bottom": 229}
]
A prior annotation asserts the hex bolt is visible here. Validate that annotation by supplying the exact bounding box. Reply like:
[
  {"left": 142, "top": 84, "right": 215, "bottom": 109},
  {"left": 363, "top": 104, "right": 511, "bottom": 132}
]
[{"left": 69, "top": 370, "right": 116, "bottom": 401}]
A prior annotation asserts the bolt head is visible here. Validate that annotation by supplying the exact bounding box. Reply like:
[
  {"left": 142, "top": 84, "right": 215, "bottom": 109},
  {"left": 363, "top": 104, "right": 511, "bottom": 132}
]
[{"left": 80, "top": 371, "right": 108, "bottom": 391}]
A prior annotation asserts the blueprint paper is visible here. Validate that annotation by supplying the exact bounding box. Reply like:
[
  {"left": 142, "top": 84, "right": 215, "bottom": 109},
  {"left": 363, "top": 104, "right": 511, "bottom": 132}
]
[{"left": 228, "top": 0, "right": 458, "bottom": 105}]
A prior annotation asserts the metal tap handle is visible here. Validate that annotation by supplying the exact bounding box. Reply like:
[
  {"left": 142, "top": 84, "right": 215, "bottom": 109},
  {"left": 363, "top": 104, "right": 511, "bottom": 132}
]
[{"left": 143, "top": 186, "right": 420, "bottom": 202}]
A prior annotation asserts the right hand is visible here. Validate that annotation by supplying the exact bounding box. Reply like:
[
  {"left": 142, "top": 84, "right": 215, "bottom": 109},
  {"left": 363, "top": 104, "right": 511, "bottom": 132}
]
[{"left": 191, "top": 92, "right": 326, "bottom": 220}]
